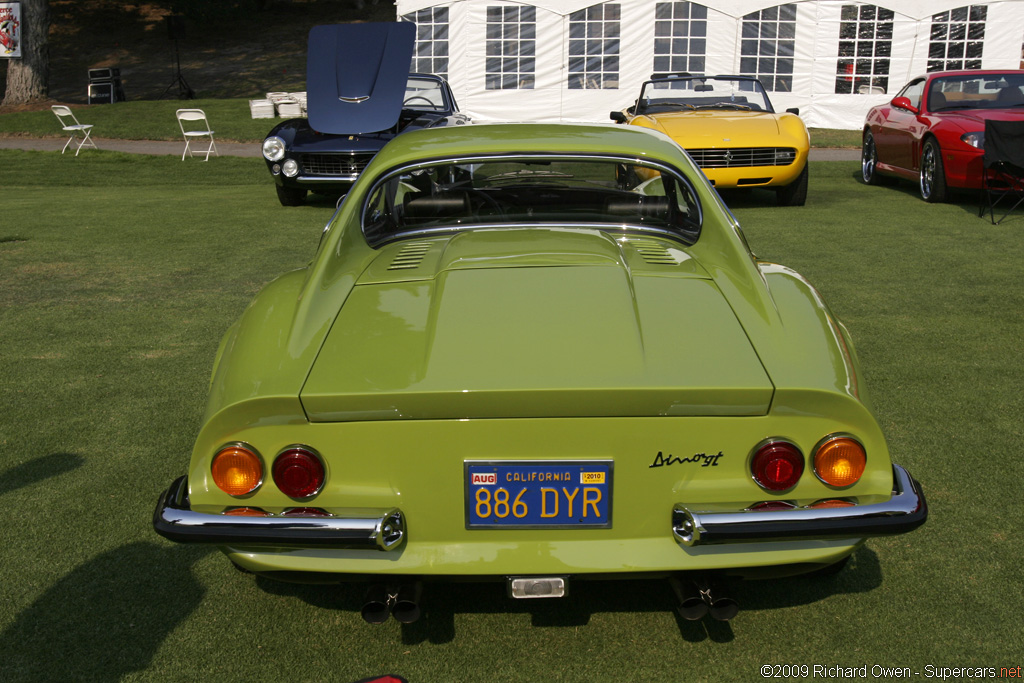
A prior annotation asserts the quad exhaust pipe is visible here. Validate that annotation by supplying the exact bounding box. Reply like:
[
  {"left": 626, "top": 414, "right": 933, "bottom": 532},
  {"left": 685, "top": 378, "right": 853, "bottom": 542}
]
[
  {"left": 669, "top": 575, "right": 738, "bottom": 621},
  {"left": 361, "top": 581, "right": 423, "bottom": 624}
]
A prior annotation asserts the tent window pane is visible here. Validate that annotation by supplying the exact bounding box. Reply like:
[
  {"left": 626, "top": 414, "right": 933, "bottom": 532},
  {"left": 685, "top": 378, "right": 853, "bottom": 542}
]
[
  {"left": 651, "top": 2, "right": 709, "bottom": 77},
  {"left": 738, "top": 4, "right": 797, "bottom": 92},
  {"left": 834, "top": 4, "right": 893, "bottom": 94},
  {"left": 568, "top": 3, "right": 621, "bottom": 89},
  {"left": 402, "top": 9, "right": 451, "bottom": 79},
  {"left": 486, "top": 5, "right": 538, "bottom": 89},
  {"left": 927, "top": 5, "right": 985, "bottom": 72}
]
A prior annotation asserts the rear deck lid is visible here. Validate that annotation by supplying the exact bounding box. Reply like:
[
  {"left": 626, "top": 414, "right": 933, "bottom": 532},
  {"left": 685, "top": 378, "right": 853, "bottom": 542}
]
[{"left": 301, "top": 231, "right": 773, "bottom": 421}]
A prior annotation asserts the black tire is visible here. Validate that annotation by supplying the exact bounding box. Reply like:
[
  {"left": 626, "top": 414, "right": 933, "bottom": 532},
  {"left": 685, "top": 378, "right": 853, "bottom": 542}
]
[
  {"left": 862, "top": 131, "right": 882, "bottom": 185},
  {"left": 276, "top": 185, "right": 307, "bottom": 207},
  {"left": 776, "top": 163, "right": 808, "bottom": 206},
  {"left": 919, "top": 137, "right": 947, "bottom": 203}
]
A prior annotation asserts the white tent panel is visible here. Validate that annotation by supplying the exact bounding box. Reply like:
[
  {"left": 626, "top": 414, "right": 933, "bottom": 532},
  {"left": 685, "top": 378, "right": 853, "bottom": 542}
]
[{"left": 394, "top": 0, "right": 1024, "bottom": 129}]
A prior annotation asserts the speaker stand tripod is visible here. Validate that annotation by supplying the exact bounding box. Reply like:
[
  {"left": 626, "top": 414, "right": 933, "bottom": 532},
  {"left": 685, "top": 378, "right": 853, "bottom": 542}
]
[{"left": 161, "top": 38, "right": 195, "bottom": 100}]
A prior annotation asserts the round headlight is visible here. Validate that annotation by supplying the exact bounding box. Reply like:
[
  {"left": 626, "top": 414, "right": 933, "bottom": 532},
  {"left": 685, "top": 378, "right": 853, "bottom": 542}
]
[
  {"left": 282, "top": 159, "right": 299, "bottom": 178},
  {"left": 262, "top": 136, "right": 286, "bottom": 162},
  {"left": 814, "top": 435, "right": 866, "bottom": 487},
  {"left": 211, "top": 443, "right": 263, "bottom": 496},
  {"left": 751, "top": 439, "right": 804, "bottom": 492}
]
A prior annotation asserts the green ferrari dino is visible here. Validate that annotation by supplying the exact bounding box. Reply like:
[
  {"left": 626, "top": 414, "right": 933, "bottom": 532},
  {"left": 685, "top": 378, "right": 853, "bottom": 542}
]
[{"left": 154, "top": 123, "right": 925, "bottom": 623}]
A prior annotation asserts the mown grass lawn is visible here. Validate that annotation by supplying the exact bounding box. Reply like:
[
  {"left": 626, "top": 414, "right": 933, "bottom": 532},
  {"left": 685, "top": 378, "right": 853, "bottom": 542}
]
[
  {"left": 0, "top": 150, "right": 1021, "bottom": 682},
  {"left": 2, "top": 100, "right": 864, "bottom": 148}
]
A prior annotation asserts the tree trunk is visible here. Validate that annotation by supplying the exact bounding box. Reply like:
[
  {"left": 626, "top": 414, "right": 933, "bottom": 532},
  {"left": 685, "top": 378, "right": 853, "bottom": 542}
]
[{"left": 2, "top": 0, "right": 50, "bottom": 106}]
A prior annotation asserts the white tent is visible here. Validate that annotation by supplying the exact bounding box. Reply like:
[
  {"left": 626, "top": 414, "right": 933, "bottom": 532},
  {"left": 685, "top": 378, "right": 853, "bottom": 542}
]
[{"left": 394, "top": 0, "right": 1024, "bottom": 128}]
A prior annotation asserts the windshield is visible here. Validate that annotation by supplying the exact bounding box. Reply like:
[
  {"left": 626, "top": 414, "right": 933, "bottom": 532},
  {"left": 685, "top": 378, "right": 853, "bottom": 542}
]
[
  {"left": 637, "top": 77, "right": 774, "bottom": 114},
  {"left": 928, "top": 73, "right": 1024, "bottom": 111},
  {"left": 362, "top": 157, "right": 702, "bottom": 246},
  {"left": 403, "top": 77, "right": 448, "bottom": 110}
]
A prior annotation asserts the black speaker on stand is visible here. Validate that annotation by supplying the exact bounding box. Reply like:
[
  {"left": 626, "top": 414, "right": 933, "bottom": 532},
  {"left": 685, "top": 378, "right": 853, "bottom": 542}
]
[{"left": 161, "top": 15, "right": 195, "bottom": 100}]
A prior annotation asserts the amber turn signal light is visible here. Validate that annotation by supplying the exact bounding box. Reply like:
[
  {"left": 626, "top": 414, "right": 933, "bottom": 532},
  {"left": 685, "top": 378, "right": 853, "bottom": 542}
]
[
  {"left": 211, "top": 443, "right": 263, "bottom": 496},
  {"left": 814, "top": 436, "right": 866, "bottom": 487}
]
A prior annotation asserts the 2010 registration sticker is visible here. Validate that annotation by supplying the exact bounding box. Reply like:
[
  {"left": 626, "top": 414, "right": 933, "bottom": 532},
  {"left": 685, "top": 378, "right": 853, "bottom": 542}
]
[{"left": 464, "top": 460, "right": 613, "bottom": 529}]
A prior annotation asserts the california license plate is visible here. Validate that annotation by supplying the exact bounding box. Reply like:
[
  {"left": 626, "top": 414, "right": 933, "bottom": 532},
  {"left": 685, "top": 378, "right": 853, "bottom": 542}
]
[{"left": 465, "top": 460, "right": 613, "bottom": 529}]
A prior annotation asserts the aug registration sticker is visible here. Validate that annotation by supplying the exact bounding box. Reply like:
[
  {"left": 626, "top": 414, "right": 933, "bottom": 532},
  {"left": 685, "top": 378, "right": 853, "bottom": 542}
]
[{"left": 464, "top": 460, "right": 613, "bottom": 529}]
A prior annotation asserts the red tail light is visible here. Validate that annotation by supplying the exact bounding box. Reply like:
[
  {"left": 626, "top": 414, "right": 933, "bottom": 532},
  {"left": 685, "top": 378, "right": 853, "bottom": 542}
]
[
  {"left": 751, "top": 440, "right": 804, "bottom": 492},
  {"left": 272, "top": 446, "right": 325, "bottom": 499}
]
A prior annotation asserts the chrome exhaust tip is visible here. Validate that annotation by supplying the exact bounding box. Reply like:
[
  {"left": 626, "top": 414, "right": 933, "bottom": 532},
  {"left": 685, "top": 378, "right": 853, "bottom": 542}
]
[
  {"left": 361, "top": 584, "right": 392, "bottom": 624},
  {"left": 669, "top": 576, "right": 708, "bottom": 621},
  {"left": 392, "top": 582, "right": 423, "bottom": 624},
  {"left": 703, "top": 579, "right": 739, "bottom": 621}
]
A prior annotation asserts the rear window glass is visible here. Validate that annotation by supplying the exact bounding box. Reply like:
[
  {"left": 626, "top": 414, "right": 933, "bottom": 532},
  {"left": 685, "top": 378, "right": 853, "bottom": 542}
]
[{"left": 362, "top": 157, "right": 702, "bottom": 246}]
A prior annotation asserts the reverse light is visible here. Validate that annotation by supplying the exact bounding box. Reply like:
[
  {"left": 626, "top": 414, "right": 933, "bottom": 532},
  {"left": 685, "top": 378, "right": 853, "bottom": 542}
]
[
  {"left": 746, "top": 500, "right": 797, "bottom": 511},
  {"left": 282, "top": 507, "right": 332, "bottom": 517},
  {"left": 814, "top": 435, "right": 866, "bottom": 487},
  {"left": 273, "top": 446, "right": 325, "bottom": 499},
  {"left": 751, "top": 440, "right": 804, "bottom": 492},
  {"left": 223, "top": 507, "right": 268, "bottom": 516},
  {"left": 262, "top": 136, "right": 286, "bottom": 161},
  {"left": 809, "top": 498, "right": 856, "bottom": 509},
  {"left": 960, "top": 131, "right": 984, "bottom": 149},
  {"left": 211, "top": 443, "right": 263, "bottom": 496}
]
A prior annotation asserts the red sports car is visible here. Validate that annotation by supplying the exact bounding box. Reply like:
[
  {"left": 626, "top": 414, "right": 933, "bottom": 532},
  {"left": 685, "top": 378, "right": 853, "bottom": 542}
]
[{"left": 862, "top": 70, "right": 1024, "bottom": 202}]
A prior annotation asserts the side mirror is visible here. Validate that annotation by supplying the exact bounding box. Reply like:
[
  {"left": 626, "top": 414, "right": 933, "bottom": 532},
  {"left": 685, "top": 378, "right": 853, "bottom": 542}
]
[
  {"left": 610, "top": 111, "right": 627, "bottom": 124},
  {"left": 891, "top": 96, "right": 919, "bottom": 114},
  {"left": 785, "top": 107, "right": 800, "bottom": 115}
]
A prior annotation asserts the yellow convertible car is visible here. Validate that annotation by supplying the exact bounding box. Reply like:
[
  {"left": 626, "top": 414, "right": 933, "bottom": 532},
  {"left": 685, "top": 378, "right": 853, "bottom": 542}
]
[{"left": 611, "top": 74, "right": 810, "bottom": 206}]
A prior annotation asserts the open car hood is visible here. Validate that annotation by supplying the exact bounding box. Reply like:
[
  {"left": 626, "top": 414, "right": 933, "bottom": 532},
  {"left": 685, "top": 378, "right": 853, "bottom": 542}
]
[
  {"left": 300, "top": 230, "right": 774, "bottom": 422},
  {"left": 306, "top": 22, "right": 415, "bottom": 135}
]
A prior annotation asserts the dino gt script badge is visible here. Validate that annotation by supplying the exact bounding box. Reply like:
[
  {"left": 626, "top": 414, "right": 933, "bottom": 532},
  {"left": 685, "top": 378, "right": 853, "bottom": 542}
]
[{"left": 649, "top": 451, "right": 723, "bottom": 468}]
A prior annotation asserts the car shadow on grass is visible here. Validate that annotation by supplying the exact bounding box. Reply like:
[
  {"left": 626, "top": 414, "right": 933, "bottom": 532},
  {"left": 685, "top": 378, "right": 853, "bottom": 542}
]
[
  {"left": 0, "top": 542, "right": 211, "bottom": 681},
  {"left": 847, "top": 168, "right": 1004, "bottom": 219},
  {"left": 251, "top": 545, "right": 881, "bottom": 644},
  {"left": 0, "top": 453, "right": 84, "bottom": 498}
]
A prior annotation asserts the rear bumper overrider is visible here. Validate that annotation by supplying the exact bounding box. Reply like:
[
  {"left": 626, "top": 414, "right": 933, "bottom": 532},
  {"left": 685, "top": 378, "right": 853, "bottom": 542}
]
[
  {"left": 672, "top": 464, "right": 926, "bottom": 546},
  {"left": 153, "top": 476, "right": 405, "bottom": 550}
]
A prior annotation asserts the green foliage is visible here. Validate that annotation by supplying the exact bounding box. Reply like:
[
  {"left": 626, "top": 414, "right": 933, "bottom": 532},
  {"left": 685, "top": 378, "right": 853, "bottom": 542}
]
[{"left": 0, "top": 151, "right": 1021, "bottom": 679}]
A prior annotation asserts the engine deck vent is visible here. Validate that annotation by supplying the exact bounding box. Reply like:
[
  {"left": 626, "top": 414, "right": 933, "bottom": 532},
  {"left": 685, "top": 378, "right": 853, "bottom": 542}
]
[
  {"left": 629, "top": 238, "right": 679, "bottom": 265},
  {"left": 387, "top": 242, "right": 432, "bottom": 270}
]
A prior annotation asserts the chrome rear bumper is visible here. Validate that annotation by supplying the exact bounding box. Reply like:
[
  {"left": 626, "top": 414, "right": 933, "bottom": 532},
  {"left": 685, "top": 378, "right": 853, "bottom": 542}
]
[
  {"left": 153, "top": 476, "right": 405, "bottom": 551},
  {"left": 672, "top": 464, "right": 926, "bottom": 546}
]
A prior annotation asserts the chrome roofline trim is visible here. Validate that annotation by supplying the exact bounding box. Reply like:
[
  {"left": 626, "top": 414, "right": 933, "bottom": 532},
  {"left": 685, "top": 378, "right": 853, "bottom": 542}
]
[
  {"left": 369, "top": 222, "right": 701, "bottom": 250},
  {"left": 153, "top": 476, "right": 405, "bottom": 551},
  {"left": 672, "top": 464, "right": 926, "bottom": 546}
]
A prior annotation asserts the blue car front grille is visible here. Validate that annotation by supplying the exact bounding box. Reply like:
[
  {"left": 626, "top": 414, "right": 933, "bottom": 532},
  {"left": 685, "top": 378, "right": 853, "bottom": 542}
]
[{"left": 299, "top": 152, "right": 376, "bottom": 177}]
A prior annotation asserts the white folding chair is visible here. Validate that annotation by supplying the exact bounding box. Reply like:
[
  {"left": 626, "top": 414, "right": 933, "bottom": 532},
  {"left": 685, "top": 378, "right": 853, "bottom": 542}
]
[
  {"left": 175, "top": 108, "right": 218, "bottom": 161},
  {"left": 51, "top": 105, "right": 98, "bottom": 156}
]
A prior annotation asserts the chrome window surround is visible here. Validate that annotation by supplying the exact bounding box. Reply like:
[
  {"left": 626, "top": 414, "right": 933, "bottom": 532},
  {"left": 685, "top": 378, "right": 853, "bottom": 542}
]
[{"left": 360, "top": 153, "right": 704, "bottom": 248}]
